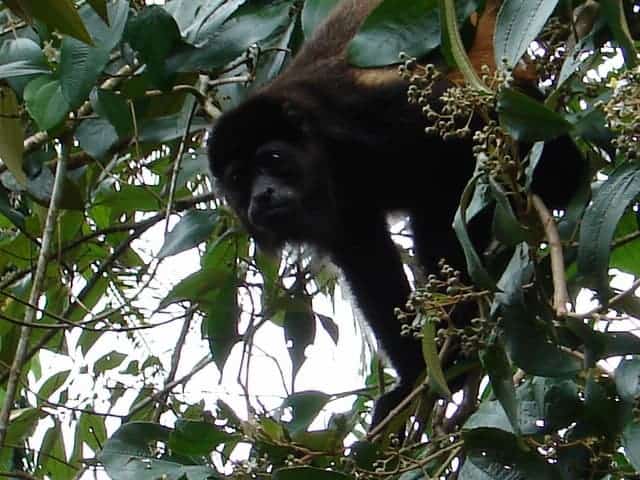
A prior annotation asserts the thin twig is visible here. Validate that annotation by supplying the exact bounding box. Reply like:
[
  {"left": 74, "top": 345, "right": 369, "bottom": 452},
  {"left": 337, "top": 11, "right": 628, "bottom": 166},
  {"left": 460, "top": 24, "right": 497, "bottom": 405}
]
[
  {"left": 0, "top": 137, "right": 69, "bottom": 446},
  {"left": 568, "top": 277, "right": 640, "bottom": 319},
  {"left": 125, "top": 354, "right": 213, "bottom": 421},
  {"left": 367, "top": 381, "right": 429, "bottom": 441},
  {"left": 531, "top": 194, "right": 570, "bottom": 317},
  {"left": 152, "top": 309, "right": 194, "bottom": 422},
  {"left": 164, "top": 100, "right": 198, "bottom": 235}
]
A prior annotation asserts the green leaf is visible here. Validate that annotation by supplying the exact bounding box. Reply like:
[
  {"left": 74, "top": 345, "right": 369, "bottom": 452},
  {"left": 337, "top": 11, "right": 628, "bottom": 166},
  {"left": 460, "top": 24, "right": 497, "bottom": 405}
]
[
  {"left": 0, "top": 86, "right": 26, "bottom": 186},
  {"left": 301, "top": 0, "right": 340, "bottom": 38},
  {"left": 170, "top": 1, "right": 293, "bottom": 72},
  {"left": 90, "top": 88, "right": 133, "bottom": 137},
  {"left": 600, "top": 0, "right": 638, "bottom": 67},
  {"left": 573, "top": 374, "right": 630, "bottom": 438},
  {"left": 480, "top": 343, "right": 519, "bottom": 434},
  {"left": 203, "top": 281, "right": 239, "bottom": 373},
  {"left": 158, "top": 210, "right": 218, "bottom": 259},
  {"left": 0, "top": 60, "right": 49, "bottom": 79},
  {"left": 453, "top": 175, "right": 496, "bottom": 290},
  {"left": 25, "top": 0, "right": 94, "bottom": 45},
  {"left": 348, "top": 0, "right": 440, "bottom": 67},
  {"left": 59, "top": 37, "right": 110, "bottom": 108},
  {"left": 37, "top": 422, "right": 75, "bottom": 480},
  {"left": 284, "top": 294, "right": 316, "bottom": 381},
  {"left": 94, "top": 183, "right": 162, "bottom": 214},
  {"left": 71, "top": 413, "right": 107, "bottom": 465},
  {"left": 125, "top": 6, "right": 182, "bottom": 89},
  {"left": 166, "top": 0, "right": 247, "bottom": 44},
  {"left": 494, "top": 0, "right": 559, "bottom": 69},
  {"left": 23, "top": 75, "right": 69, "bottom": 131},
  {"left": 94, "top": 351, "right": 127, "bottom": 374},
  {"left": 497, "top": 88, "right": 572, "bottom": 142},
  {"left": 58, "top": 0, "right": 128, "bottom": 108},
  {"left": 610, "top": 211, "right": 640, "bottom": 276},
  {"left": 139, "top": 96, "right": 209, "bottom": 144},
  {"left": 5, "top": 408, "right": 44, "bottom": 445},
  {"left": 623, "top": 421, "right": 640, "bottom": 471},
  {"left": 438, "top": 0, "right": 489, "bottom": 92},
  {"left": 464, "top": 401, "right": 514, "bottom": 433},
  {"left": 615, "top": 357, "right": 640, "bottom": 403},
  {"left": 462, "top": 428, "right": 562, "bottom": 479},
  {"left": 489, "top": 178, "right": 529, "bottom": 246},
  {"left": 317, "top": 313, "right": 339, "bottom": 345},
  {"left": 421, "top": 316, "right": 451, "bottom": 398},
  {"left": 283, "top": 391, "right": 331, "bottom": 435},
  {"left": 0, "top": 38, "right": 49, "bottom": 92},
  {"left": 274, "top": 467, "right": 354, "bottom": 480},
  {"left": 37, "top": 370, "right": 70, "bottom": 404},
  {"left": 99, "top": 422, "right": 219, "bottom": 480},
  {"left": 87, "top": 0, "right": 109, "bottom": 24},
  {"left": 75, "top": 117, "right": 119, "bottom": 159},
  {"left": 497, "top": 293, "right": 582, "bottom": 377},
  {"left": 169, "top": 420, "right": 237, "bottom": 456},
  {"left": 577, "top": 163, "right": 640, "bottom": 300}
]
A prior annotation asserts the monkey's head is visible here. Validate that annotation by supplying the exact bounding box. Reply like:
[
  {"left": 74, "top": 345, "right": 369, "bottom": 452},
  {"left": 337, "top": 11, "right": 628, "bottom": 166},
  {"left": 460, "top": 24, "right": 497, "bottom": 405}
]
[{"left": 209, "top": 94, "right": 338, "bottom": 250}]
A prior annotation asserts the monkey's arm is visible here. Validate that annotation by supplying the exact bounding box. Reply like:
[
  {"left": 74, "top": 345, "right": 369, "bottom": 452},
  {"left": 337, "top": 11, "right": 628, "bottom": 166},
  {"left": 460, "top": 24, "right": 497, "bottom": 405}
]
[{"left": 330, "top": 213, "right": 424, "bottom": 426}]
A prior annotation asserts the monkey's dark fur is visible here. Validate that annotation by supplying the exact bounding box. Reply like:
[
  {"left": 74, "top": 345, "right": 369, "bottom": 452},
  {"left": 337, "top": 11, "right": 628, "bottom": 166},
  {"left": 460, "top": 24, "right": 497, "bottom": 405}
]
[{"left": 209, "top": 0, "right": 582, "bottom": 427}]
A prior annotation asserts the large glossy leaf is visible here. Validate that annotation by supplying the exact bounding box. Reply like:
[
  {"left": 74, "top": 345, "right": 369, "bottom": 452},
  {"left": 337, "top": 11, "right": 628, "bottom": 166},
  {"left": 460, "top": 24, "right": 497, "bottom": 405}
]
[
  {"left": 301, "top": 0, "right": 340, "bottom": 38},
  {"left": 497, "top": 88, "right": 572, "bottom": 142},
  {"left": 167, "top": 0, "right": 248, "bottom": 44},
  {"left": 577, "top": 163, "right": 640, "bottom": 300},
  {"left": 0, "top": 60, "right": 49, "bottom": 79},
  {"left": 494, "top": 0, "right": 559, "bottom": 69},
  {"left": 23, "top": 75, "right": 69, "bottom": 130},
  {"left": 615, "top": 357, "right": 640, "bottom": 403},
  {"left": 0, "top": 38, "right": 48, "bottom": 92},
  {"left": 170, "top": 1, "right": 293, "bottom": 72},
  {"left": 22, "top": 0, "right": 94, "bottom": 44},
  {"left": 89, "top": 89, "right": 133, "bottom": 137},
  {"left": 59, "top": 0, "right": 128, "bottom": 108},
  {"left": 348, "top": 0, "right": 440, "bottom": 67},
  {"left": 87, "top": 0, "right": 108, "bottom": 24},
  {"left": 125, "top": 6, "right": 182, "bottom": 89},
  {"left": 75, "top": 117, "right": 119, "bottom": 159}
]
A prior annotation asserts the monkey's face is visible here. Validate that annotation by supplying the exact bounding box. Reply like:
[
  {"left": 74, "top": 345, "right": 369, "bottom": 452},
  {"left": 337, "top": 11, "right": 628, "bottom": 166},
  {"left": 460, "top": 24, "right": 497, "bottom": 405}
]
[{"left": 209, "top": 97, "right": 336, "bottom": 250}]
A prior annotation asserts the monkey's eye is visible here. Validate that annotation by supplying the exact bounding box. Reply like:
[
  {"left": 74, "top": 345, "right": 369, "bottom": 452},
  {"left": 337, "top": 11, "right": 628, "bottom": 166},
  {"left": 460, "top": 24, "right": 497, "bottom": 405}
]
[{"left": 256, "top": 150, "right": 281, "bottom": 167}]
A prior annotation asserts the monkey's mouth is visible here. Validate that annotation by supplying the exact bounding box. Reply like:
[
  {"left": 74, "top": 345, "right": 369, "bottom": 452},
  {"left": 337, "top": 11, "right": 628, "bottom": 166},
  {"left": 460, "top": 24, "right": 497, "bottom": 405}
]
[{"left": 249, "top": 204, "right": 299, "bottom": 231}]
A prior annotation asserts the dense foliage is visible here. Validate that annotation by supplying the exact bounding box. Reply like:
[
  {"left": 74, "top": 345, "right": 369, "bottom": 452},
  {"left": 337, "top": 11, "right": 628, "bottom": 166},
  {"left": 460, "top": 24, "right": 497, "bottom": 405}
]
[{"left": 0, "top": 0, "right": 639, "bottom": 479}]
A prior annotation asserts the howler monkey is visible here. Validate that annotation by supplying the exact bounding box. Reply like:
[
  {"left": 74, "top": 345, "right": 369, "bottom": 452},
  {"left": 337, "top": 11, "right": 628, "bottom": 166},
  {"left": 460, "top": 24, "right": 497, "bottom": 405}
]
[{"left": 208, "top": 0, "right": 582, "bottom": 427}]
